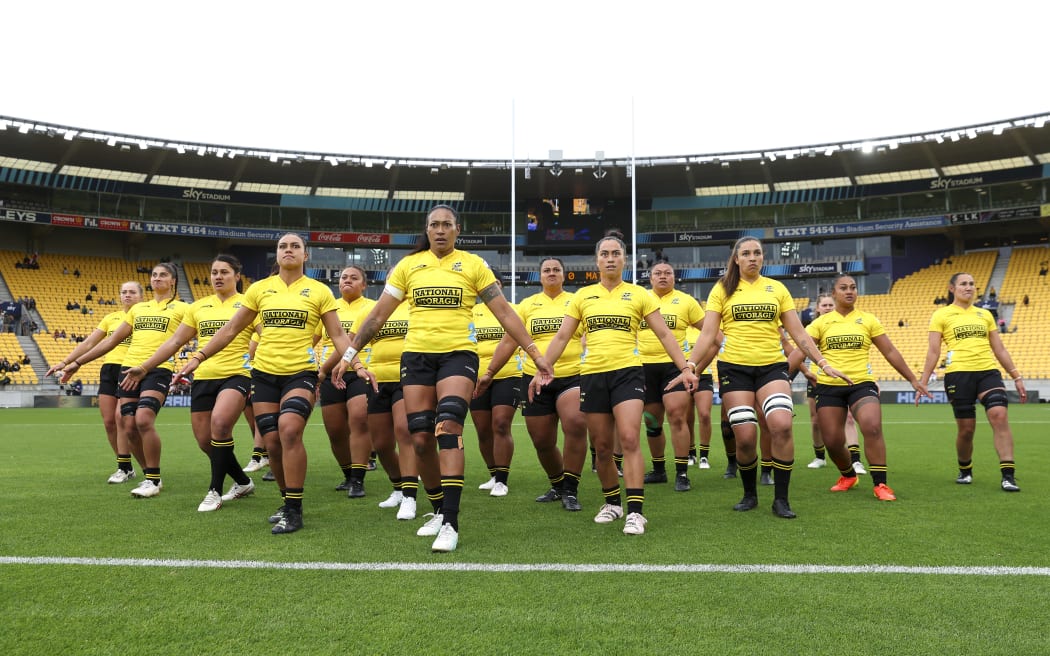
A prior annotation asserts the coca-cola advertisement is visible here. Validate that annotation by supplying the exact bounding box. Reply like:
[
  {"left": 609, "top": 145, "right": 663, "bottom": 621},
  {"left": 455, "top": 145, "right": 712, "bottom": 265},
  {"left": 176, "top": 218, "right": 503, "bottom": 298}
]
[{"left": 310, "top": 231, "right": 391, "bottom": 245}]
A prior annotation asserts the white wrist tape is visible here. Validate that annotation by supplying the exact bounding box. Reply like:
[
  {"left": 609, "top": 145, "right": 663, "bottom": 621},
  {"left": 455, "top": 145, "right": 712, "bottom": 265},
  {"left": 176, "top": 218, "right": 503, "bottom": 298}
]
[{"left": 341, "top": 347, "right": 359, "bottom": 364}]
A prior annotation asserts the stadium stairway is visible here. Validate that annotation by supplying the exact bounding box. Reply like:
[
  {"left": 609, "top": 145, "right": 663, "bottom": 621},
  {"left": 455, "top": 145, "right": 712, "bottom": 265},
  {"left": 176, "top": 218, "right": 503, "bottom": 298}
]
[
  {"left": 176, "top": 262, "right": 194, "bottom": 302},
  {"left": 17, "top": 334, "right": 58, "bottom": 390},
  {"left": 986, "top": 247, "right": 1011, "bottom": 301}
]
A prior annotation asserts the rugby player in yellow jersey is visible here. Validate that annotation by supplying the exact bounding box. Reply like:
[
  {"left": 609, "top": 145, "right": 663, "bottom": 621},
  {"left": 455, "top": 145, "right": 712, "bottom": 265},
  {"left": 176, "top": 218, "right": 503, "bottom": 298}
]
[
  {"left": 331, "top": 205, "right": 552, "bottom": 553},
  {"left": 60, "top": 263, "right": 189, "bottom": 499},
  {"left": 919, "top": 272, "right": 1026, "bottom": 492},
  {"left": 788, "top": 275, "right": 929, "bottom": 501},
  {"left": 315, "top": 266, "right": 380, "bottom": 499},
  {"left": 638, "top": 262, "right": 704, "bottom": 492},
  {"left": 469, "top": 279, "right": 521, "bottom": 498},
  {"left": 122, "top": 255, "right": 260, "bottom": 512},
  {"left": 359, "top": 300, "right": 421, "bottom": 520},
  {"left": 679, "top": 237, "right": 848, "bottom": 519},
  {"left": 179, "top": 234, "right": 362, "bottom": 535},
  {"left": 477, "top": 257, "right": 588, "bottom": 512},
  {"left": 683, "top": 324, "right": 721, "bottom": 472},
  {"left": 532, "top": 236, "right": 699, "bottom": 536},
  {"left": 800, "top": 294, "right": 865, "bottom": 473},
  {"left": 48, "top": 281, "right": 144, "bottom": 484}
]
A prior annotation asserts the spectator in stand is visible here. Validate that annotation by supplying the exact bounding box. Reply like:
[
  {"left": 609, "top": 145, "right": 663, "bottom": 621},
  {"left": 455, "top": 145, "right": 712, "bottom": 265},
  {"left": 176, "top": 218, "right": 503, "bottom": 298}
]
[
  {"left": 90, "top": 284, "right": 99, "bottom": 293},
  {"left": 1023, "top": 294, "right": 1029, "bottom": 306}
]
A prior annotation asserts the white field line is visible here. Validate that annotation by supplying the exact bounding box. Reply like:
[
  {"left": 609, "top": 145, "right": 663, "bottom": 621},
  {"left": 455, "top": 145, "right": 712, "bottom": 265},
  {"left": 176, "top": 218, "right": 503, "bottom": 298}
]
[{"left": 1, "top": 556, "right": 1049, "bottom": 576}]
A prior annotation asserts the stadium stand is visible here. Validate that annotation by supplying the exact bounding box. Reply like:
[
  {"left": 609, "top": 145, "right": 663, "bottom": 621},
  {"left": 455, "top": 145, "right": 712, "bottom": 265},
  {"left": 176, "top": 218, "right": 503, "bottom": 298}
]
[
  {"left": 856, "top": 252, "right": 998, "bottom": 381},
  {"left": 0, "top": 333, "right": 37, "bottom": 384},
  {"left": 0, "top": 251, "right": 156, "bottom": 385}
]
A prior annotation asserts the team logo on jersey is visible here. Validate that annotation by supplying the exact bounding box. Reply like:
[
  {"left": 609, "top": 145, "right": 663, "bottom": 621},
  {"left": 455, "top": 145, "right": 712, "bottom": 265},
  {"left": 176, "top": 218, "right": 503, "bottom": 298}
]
[
  {"left": 671, "top": 297, "right": 680, "bottom": 304},
  {"left": 620, "top": 292, "right": 632, "bottom": 301},
  {"left": 855, "top": 318, "right": 864, "bottom": 324},
  {"left": 530, "top": 317, "right": 563, "bottom": 335},
  {"left": 586, "top": 315, "right": 632, "bottom": 332},
  {"left": 825, "top": 335, "right": 864, "bottom": 350},
  {"left": 475, "top": 327, "right": 505, "bottom": 341},
  {"left": 233, "top": 302, "right": 242, "bottom": 309},
  {"left": 261, "top": 309, "right": 309, "bottom": 329},
  {"left": 765, "top": 285, "right": 774, "bottom": 293},
  {"left": 375, "top": 320, "right": 409, "bottom": 340},
  {"left": 952, "top": 324, "right": 988, "bottom": 340},
  {"left": 198, "top": 319, "right": 227, "bottom": 338},
  {"left": 731, "top": 303, "right": 778, "bottom": 321},
  {"left": 413, "top": 286, "right": 463, "bottom": 307},
  {"left": 300, "top": 289, "right": 311, "bottom": 298},
  {"left": 134, "top": 316, "right": 170, "bottom": 332},
  {"left": 452, "top": 261, "right": 463, "bottom": 272}
]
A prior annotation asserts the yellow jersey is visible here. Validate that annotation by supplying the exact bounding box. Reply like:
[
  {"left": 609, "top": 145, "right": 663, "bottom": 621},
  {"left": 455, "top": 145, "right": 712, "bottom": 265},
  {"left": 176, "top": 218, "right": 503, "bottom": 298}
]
[
  {"left": 637, "top": 288, "right": 703, "bottom": 364},
  {"left": 517, "top": 290, "right": 582, "bottom": 378},
  {"left": 182, "top": 293, "right": 258, "bottom": 380},
  {"left": 123, "top": 297, "right": 189, "bottom": 371},
  {"left": 315, "top": 295, "right": 376, "bottom": 364},
  {"left": 805, "top": 309, "right": 885, "bottom": 385},
  {"left": 706, "top": 276, "right": 794, "bottom": 367},
  {"left": 243, "top": 274, "right": 339, "bottom": 376},
  {"left": 364, "top": 301, "right": 410, "bottom": 384},
  {"left": 928, "top": 304, "right": 1000, "bottom": 373},
  {"left": 97, "top": 310, "right": 132, "bottom": 366},
  {"left": 684, "top": 325, "right": 715, "bottom": 376},
  {"left": 387, "top": 248, "right": 498, "bottom": 353},
  {"left": 473, "top": 302, "right": 521, "bottom": 380},
  {"left": 567, "top": 281, "right": 658, "bottom": 375}
]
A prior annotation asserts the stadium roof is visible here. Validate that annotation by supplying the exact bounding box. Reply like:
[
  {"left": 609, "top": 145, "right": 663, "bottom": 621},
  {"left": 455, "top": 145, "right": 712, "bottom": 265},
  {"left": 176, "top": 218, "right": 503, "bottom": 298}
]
[{"left": 2, "top": 113, "right": 1048, "bottom": 203}]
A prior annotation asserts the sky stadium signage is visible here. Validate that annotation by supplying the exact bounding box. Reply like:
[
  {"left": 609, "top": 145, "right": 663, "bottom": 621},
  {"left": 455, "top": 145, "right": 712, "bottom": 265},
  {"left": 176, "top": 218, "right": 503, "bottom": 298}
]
[{"left": 637, "top": 229, "right": 763, "bottom": 245}]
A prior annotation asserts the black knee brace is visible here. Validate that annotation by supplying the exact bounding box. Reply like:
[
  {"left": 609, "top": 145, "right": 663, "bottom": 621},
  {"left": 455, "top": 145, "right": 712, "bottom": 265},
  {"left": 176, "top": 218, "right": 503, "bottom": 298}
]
[
  {"left": 981, "top": 389, "right": 1009, "bottom": 412},
  {"left": 256, "top": 412, "right": 279, "bottom": 436},
  {"left": 407, "top": 410, "right": 436, "bottom": 434},
  {"left": 137, "top": 396, "right": 162, "bottom": 415},
  {"left": 435, "top": 396, "right": 469, "bottom": 436},
  {"left": 280, "top": 396, "right": 313, "bottom": 420},
  {"left": 120, "top": 401, "right": 138, "bottom": 417}
]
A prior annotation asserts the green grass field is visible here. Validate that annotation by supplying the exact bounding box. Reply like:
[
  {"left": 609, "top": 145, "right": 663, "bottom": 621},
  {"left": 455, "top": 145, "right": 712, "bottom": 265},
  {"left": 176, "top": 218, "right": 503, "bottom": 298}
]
[{"left": 1, "top": 405, "right": 1047, "bottom": 655}]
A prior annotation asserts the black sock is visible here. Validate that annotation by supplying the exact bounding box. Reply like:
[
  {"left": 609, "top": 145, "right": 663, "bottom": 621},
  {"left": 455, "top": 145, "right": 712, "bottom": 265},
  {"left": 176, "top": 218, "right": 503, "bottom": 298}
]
[
  {"left": 144, "top": 467, "right": 161, "bottom": 486},
  {"left": 625, "top": 487, "right": 644, "bottom": 515},
  {"left": 688, "top": 446, "right": 697, "bottom": 459},
  {"left": 772, "top": 457, "right": 793, "bottom": 501},
  {"left": 613, "top": 453, "right": 624, "bottom": 471},
  {"left": 549, "top": 472, "right": 565, "bottom": 490},
  {"left": 1000, "top": 461, "right": 1016, "bottom": 479},
  {"left": 425, "top": 485, "right": 444, "bottom": 513},
  {"left": 602, "top": 485, "right": 622, "bottom": 507},
  {"left": 958, "top": 459, "right": 973, "bottom": 476},
  {"left": 340, "top": 463, "right": 354, "bottom": 481},
  {"left": 738, "top": 458, "right": 758, "bottom": 497},
  {"left": 441, "top": 475, "right": 464, "bottom": 530},
  {"left": 761, "top": 459, "right": 773, "bottom": 475},
  {"left": 674, "top": 457, "right": 689, "bottom": 476},
  {"left": 699, "top": 445, "right": 711, "bottom": 461},
  {"left": 349, "top": 464, "right": 367, "bottom": 485},
  {"left": 401, "top": 476, "right": 419, "bottom": 499},
  {"left": 848, "top": 444, "right": 861, "bottom": 464},
  {"left": 869, "top": 464, "right": 887, "bottom": 487},
  {"left": 284, "top": 487, "right": 303, "bottom": 511},
  {"left": 562, "top": 472, "right": 580, "bottom": 496},
  {"left": 651, "top": 456, "right": 666, "bottom": 473},
  {"left": 494, "top": 465, "right": 510, "bottom": 485},
  {"left": 814, "top": 445, "right": 826, "bottom": 460},
  {"left": 117, "top": 454, "right": 133, "bottom": 472}
]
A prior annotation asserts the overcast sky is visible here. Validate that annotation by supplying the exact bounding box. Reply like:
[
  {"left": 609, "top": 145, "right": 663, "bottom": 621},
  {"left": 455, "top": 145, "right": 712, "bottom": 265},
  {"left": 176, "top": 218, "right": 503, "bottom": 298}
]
[{"left": 4, "top": 1, "right": 1045, "bottom": 161}]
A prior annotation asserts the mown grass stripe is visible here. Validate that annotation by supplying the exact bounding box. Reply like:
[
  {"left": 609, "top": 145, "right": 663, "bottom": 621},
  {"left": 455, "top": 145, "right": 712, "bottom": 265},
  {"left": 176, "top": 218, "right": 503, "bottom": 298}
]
[{"left": 3, "top": 556, "right": 1049, "bottom": 576}]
